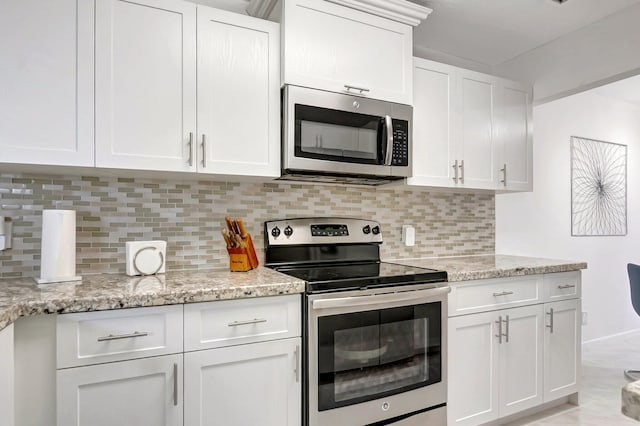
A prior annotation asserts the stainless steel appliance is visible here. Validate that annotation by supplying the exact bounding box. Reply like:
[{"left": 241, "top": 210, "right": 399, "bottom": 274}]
[
  {"left": 281, "top": 85, "right": 413, "bottom": 185},
  {"left": 265, "top": 218, "right": 449, "bottom": 426}
]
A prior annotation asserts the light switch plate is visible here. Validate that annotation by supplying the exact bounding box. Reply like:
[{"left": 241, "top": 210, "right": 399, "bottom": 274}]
[
  {"left": 125, "top": 241, "right": 167, "bottom": 276},
  {"left": 402, "top": 225, "right": 415, "bottom": 247}
]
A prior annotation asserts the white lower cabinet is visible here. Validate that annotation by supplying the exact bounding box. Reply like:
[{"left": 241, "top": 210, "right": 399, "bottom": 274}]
[
  {"left": 543, "top": 299, "right": 581, "bottom": 401},
  {"left": 0, "top": 324, "right": 14, "bottom": 426},
  {"left": 448, "top": 273, "right": 581, "bottom": 426},
  {"left": 184, "top": 338, "right": 301, "bottom": 426},
  {"left": 57, "top": 354, "right": 183, "bottom": 426}
]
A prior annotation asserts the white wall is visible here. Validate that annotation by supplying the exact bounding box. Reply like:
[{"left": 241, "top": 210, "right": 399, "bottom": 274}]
[{"left": 496, "top": 90, "right": 640, "bottom": 342}]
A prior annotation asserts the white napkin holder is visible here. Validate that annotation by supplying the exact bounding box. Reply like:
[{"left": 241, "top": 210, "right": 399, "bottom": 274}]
[{"left": 126, "top": 241, "right": 167, "bottom": 276}]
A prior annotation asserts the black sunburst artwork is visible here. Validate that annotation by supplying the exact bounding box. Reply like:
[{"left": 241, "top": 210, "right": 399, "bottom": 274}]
[{"left": 571, "top": 136, "right": 627, "bottom": 236}]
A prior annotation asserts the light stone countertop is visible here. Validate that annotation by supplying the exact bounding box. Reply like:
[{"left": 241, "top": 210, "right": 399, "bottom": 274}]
[
  {"left": 0, "top": 268, "right": 305, "bottom": 332},
  {"left": 0, "top": 254, "right": 588, "bottom": 332},
  {"left": 622, "top": 380, "right": 640, "bottom": 420},
  {"left": 390, "top": 254, "right": 587, "bottom": 282}
]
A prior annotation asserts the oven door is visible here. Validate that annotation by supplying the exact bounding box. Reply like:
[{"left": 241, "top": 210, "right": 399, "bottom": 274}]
[
  {"left": 307, "top": 285, "right": 449, "bottom": 426},
  {"left": 284, "top": 85, "right": 412, "bottom": 177}
]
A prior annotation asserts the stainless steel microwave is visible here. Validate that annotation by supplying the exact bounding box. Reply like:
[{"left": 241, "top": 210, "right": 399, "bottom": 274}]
[{"left": 281, "top": 85, "right": 413, "bottom": 185}]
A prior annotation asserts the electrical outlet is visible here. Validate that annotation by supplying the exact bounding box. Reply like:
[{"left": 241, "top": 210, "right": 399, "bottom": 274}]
[{"left": 582, "top": 311, "right": 588, "bottom": 325}]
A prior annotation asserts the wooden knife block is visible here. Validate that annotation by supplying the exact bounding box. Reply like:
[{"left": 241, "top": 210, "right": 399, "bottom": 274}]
[{"left": 227, "top": 234, "right": 259, "bottom": 272}]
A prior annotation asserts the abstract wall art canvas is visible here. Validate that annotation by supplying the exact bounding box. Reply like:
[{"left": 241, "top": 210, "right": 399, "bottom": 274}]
[{"left": 571, "top": 136, "right": 627, "bottom": 236}]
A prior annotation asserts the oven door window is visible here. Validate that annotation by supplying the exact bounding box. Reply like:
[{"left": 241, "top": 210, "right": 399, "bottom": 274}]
[
  {"left": 295, "top": 104, "right": 385, "bottom": 165},
  {"left": 317, "top": 302, "right": 442, "bottom": 411}
]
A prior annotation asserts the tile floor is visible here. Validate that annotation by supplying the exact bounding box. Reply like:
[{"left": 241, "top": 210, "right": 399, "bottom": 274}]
[{"left": 507, "top": 330, "right": 640, "bottom": 425}]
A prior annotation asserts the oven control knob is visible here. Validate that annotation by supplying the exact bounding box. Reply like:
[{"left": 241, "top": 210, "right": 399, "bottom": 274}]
[
  {"left": 271, "top": 227, "right": 281, "bottom": 237},
  {"left": 284, "top": 226, "right": 294, "bottom": 237},
  {"left": 372, "top": 226, "right": 380, "bottom": 235},
  {"left": 362, "top": 225, "right": 371, "bottom": 234},
  {"left": 382, "top": 401, "right": 390, "bottom": 411}
]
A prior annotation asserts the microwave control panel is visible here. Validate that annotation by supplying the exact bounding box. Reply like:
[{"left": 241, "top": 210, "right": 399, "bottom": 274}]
[{"left": 391, "top": 120, "right": 409, "bottom": 166}]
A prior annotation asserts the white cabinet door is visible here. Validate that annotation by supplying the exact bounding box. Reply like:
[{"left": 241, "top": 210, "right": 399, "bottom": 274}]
[
  {"left": 409, "top": 58, "right": 458, "bottom": 187},
  {"left": 57, "top": 354, "right": 183, "bottom": 426},
  {"left": 197, "top": 7, "right": 280, "bottom": 177},
  {"left": 0, "top": 0, "right": 94, "bottom": 166},
  {"left": 95, "top": 0, "right": 197, "bottom": 172},
  {"left": 499, "top": 305, "right": 544, "bottom": 417},
  {"left": 458, "top": 69, "right": 499, "bottom": 189},
  {"left": 283, "top": 0, "right": 412, "bottom": 105},
  {"left": 0, "top": 324, "right": 14, "bottom": 426},
  {"left": 496, "top": 80, "right": 533, "bottom": 191},
  {"left": 184, "top": 338, "right": 301, "bottom": 426},
  {"left": 448, "top": 311, "right": 500, "bottom": 426},
  {"left": 544, "top": 299, "right": 581, "bottom": 401}
]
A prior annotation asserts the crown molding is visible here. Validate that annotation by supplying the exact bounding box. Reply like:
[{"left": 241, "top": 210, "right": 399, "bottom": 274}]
[{"left": 247, "top": 0, "right": 432, "bottom": 26}]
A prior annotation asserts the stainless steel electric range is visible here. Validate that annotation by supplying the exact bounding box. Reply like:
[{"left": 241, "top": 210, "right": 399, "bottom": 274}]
[{"left": 264, "top": 218, "right": 449, "bottom": 426}]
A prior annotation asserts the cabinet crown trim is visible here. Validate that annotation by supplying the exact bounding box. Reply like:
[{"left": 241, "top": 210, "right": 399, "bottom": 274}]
[{"left": 248, "top": 0, "right": 432, "bottom": 26}]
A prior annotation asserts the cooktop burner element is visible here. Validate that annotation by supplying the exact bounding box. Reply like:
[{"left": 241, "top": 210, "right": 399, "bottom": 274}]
[{"left": 264, "top": 218, "right": 447, "bottom": 293}]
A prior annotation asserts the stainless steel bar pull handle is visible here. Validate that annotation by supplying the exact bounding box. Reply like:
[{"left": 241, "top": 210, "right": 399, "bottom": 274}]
[
  {"left": 459, "top": 160, "right": 465, "bottom": 184},
  {"left": 97, "top": 331, "right": 149, "bottom": 342},
  {"left": 173, "top": 363, "right": 178, "bottom": 406},
  {"left": 492, "top": 291, "right": 514, "bottom": 297},
  {"left": 495, "top": 316, "right": 503, "bottom": 344},
  {"left": 546, "top": 308, "right": 555, "bottom": 333},
  {"left": 384, "top": 115, "right": 393, "bottom": 166},
  {"left": 187, "top": 132, "right": 193, "bottom": 166},
  {"left": 294, "top": 345, "right": 300, "bottom": 383},
  {"left": 504, "top": 315, "right": 510, "bottom": 343},
  {"left": 344, "top": 84, "right": 370, "bottom": 94},
  {"left": 228, "top": 318, "right": 267, "bottom": 327},
  {"left": 201, "top": 135, "right": 206, "bottom": 168},
  {"left": 558, "top": 284, "right": 576, "bottom": 289},
  {"left": 452, "top": 160, "right": 459, "bottom": 183},
  {"left": 500, "top": 163, "right": 507, "bottom": 187}
]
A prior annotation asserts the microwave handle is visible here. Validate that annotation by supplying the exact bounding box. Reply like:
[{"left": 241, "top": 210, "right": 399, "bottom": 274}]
[{"left": 384, "top": 115, "right": 393, "bottom": 166}]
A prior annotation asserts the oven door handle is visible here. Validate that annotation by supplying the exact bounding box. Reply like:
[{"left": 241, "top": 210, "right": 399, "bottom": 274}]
[{"left": 311, "top": 286, "right": 450, "bottom": 311}]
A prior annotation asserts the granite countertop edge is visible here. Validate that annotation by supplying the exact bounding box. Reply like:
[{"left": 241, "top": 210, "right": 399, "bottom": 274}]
[{"left": 0, "top": 254, "right": 588, "bottom": 332}]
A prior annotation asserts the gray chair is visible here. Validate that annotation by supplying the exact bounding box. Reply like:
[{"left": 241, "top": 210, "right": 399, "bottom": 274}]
[{"left": 625, "top": 263, "right": 640, "bottom": 381}]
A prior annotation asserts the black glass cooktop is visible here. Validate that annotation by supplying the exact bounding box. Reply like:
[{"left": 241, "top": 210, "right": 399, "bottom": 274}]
[{"left": 274, "top": 262, "right": 447, "bottom": 293}]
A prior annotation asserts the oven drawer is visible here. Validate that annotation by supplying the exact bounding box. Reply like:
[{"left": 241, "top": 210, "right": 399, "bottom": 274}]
[
  {"left": 184, "top": 295, "right": 301, "bottom": 351},
  {"left": 543, "top": 272, "right": 581, "bottom": 302},
  {"left": 449, "top": 275, "right": 543, "bottom": 316},
  {"left": 57, "top": 305, "right": 184, "bottom": 369}
]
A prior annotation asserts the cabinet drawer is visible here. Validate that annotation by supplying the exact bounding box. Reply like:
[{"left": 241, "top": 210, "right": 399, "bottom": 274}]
[
  {"left": 449, "top": 275, "right": 542, "bottom": 316},
  {"left": 184, "top": 295, "right": 301, "bottom": 351},
  {"left": 543, "top": 272, "right": 581, "bottom": 302},
  {"left": 57, "top": 305, "right": 183, "bottom": 369}
]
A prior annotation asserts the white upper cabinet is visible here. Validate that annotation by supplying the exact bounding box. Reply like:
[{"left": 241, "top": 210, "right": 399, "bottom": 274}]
[
  {"left": 458, "top": 69, "right": 499, "bottom": 189},
  {"left": 409, "top": 59, "right": 457, "bottom": 187},
  {"left": 94, "top": 0, "right": 197, "bottom": 172},
  {"left": 409, "top": 58, "right": 532, "bottom": 191},
  {"left": 281, "top": 0, "right": 413, "bottom": 105},
  {"left": 495, "top": 79, "right": 533, "bottom": 191},
  {"left": 197, "top": 8, "right": 280, "bottom": 177},
  {"left": 0, "top": 0, "right": 94, "bottom": 166}
]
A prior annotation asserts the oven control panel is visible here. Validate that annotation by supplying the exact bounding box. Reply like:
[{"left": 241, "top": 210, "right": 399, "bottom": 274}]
[{"left": 265, "top": 218, "right": 383, "bottom": 246}]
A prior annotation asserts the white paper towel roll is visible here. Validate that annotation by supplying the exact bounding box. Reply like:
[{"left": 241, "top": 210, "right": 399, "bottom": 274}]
[{"left": 37, "top": 210, "right": 81, "bottom": 284}]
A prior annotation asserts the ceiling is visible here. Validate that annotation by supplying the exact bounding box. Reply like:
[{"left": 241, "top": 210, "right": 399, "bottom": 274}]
[{"left": 413, "top": 0, "right": 640, "bottom": 66}]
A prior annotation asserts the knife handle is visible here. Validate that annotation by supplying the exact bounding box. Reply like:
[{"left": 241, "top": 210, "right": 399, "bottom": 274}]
[
  {"left": 236, "top": 219, "right": 248, "bottom": 237},
  {"left": 225, "top": 216, "right": 235, "bottom": 234}
]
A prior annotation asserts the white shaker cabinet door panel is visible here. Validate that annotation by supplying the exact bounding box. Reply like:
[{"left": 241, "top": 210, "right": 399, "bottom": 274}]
[
  {"left": 197, "top": 8, "right": 280, "bottom": 177},
  {"left": 448, "top": 311, "right": 500, "bottom": 426},
  {"left": 496, "top": 81, "right": 533, "bottom": 191},
  {"left": 544, "top": 299, "right": 581, "bottom": 401},
  {"left": 458, "top": 70, "right": 498, "bottom": 189},
  {"left": 95, "top": 0, "right": 197, "bottom": 172},
  {"left": 57, "top": 354, "right": 183, "bottom": 426},
  {"left": 499, "top": 304, "right": 544, "bottom": 417},
  {"left": 409, "top": 58, "right": 457, "bottom": 187},
  {"left": 184, "top": 338, "right": 301, "bottom": 426},
  {"left": 0, "top": 324, "right": 14, "bottom": 426},
  {"left": 0, "top": 0, "right": 94, "bottom": 166},
  {"left": 283, "top": 0, "right": 412, "bottom": 105}
]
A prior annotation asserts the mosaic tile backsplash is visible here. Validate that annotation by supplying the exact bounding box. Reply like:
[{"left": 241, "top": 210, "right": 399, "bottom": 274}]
[{"left": 0, "top": 173, "right": 494, "bottom": 278}]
